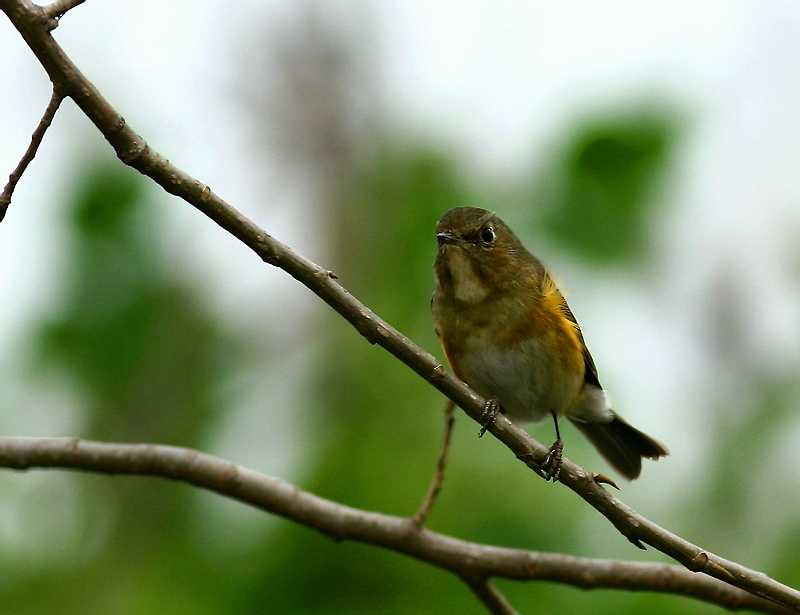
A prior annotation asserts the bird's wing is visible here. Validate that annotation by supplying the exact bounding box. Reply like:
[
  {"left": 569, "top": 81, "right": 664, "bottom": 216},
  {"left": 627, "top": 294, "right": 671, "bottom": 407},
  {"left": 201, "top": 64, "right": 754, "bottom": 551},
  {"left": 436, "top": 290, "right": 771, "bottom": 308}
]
[{"left": 559, "top": 294, "right": 603, "bottom": 390}]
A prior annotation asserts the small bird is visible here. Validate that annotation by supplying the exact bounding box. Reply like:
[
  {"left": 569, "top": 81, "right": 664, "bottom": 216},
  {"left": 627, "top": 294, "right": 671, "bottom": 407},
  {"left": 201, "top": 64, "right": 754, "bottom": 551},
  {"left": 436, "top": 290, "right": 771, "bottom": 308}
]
[{"left": 431, "top": 206, "right": 668, "bottom": 480}]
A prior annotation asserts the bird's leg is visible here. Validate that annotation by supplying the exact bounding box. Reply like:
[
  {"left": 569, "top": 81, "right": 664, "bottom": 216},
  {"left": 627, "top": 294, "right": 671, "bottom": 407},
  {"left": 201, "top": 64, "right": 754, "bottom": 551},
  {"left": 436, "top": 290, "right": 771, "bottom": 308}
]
[
  {"left": 478, "top": 396, "right": 501, "bottom": 438},
  {"left": 542, "top": 412, "right": 563, "bottom": 482}
]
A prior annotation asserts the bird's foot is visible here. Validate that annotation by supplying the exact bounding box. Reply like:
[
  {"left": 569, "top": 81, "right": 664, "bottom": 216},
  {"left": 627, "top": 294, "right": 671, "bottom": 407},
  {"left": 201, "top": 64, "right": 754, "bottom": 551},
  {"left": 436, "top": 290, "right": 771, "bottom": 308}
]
[
  {"left": 542, "top": 439, "right": 563, "bottom": 482},
  {"left": 478, "top": 397, "right": 501, "bottom": 438}
]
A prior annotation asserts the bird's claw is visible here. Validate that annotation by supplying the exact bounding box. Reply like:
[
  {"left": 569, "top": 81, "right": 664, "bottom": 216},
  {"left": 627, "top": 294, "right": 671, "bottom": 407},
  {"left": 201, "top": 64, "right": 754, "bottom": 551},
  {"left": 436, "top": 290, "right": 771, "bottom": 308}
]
[
  {"left": 542, "top": 439, "right": 563, "bottom": 482},
  {"left": 592, "top": 473, "right": 619, "bottom": 490},
  {"left": 478, "top": 397, "right": 501, "bottom": 438}
]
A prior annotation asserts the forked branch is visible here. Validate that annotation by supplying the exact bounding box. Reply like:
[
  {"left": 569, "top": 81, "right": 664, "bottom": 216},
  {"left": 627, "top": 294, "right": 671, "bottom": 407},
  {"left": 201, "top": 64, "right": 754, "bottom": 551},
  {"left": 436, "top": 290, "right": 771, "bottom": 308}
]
[
  {"left": 0, "top": 437, "right": 791, "bottom": 615},
  {"left": 0, "top": 87, "right": 63, "bottom": 221}
]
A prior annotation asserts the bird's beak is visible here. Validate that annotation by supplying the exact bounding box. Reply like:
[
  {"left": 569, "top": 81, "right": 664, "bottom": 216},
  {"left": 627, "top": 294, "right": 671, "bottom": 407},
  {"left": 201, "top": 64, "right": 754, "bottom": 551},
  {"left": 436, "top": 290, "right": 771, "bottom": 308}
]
[{"left": 436, "top": 231, "right": 459, "bottom": 246}]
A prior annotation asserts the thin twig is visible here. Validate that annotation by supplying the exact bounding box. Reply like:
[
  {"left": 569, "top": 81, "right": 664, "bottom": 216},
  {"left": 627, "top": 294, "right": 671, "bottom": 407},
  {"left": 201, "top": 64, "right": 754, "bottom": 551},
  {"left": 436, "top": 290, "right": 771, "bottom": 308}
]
[
  {"left": 42, "top": 0, "right": 87, "bottom": 23},
  {"left": 0, "top": 436, "right": 792, "bottom": 615},
  {"left": 1, "top": 2, "right": 799, "bottom": 611},
  {"left": 412, "top": 398, "right": 455, "bottom": 527},
  {"left": 0, "top": 87, "right": 63, "bottom": 222},
  {"left": 463, "top": 577, "right": 521, "bottom": 615}
]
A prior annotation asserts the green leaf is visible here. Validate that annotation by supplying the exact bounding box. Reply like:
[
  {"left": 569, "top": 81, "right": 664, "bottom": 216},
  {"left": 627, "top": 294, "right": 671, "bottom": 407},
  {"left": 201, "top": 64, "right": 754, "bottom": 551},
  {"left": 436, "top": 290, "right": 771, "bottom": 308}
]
[{"left": 539, "top": 114, "right": 677, "bottom": 265}]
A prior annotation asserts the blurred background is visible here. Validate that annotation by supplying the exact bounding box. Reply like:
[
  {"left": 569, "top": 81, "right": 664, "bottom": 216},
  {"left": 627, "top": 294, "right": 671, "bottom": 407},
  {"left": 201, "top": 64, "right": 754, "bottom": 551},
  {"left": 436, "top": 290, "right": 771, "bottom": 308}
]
[{"left": 2, "top": 1, "right": 800, "bottom": 613}]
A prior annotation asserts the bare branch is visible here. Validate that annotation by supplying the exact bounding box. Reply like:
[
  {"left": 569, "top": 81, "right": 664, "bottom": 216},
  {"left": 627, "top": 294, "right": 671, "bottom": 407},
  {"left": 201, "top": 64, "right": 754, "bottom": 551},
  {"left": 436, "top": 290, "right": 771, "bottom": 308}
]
[
  {"left": 42, "top": 0, "right": 86, "bottom": 24},
  {"left": 0, "top": 87, "right": 63, "bottom": 222},
  {"left": 463, "top": 577, "right": 521, "bottom": 615},
  {"left": 412, "top": 398, "right": 455, "bottom": 527},
  {"left": 1, "top": 1, "right": 799, "bottom": 611},
  {"left": 0, "top": 436, "right": 792, "bottom": 615}
]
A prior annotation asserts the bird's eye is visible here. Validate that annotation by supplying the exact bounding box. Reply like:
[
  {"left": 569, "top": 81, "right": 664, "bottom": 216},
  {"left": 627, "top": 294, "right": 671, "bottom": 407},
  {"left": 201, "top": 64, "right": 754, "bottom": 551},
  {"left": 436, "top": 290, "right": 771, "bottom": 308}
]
[{"left": 480, "top": 226, "right": 495, "bottom": 244}]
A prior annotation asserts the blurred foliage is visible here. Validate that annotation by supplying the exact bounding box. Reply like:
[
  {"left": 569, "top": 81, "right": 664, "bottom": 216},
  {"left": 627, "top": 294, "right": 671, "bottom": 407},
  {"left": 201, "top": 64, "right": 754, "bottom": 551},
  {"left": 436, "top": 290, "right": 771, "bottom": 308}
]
[
  {"left": 0, "top": 129, "right": 692, "bottom": 614},
  {"left": 3, "top": 162, "right": 256, "bottom": 614},
  {"left": 39, "top": 165, "right": 226, "bottom": 448},
  {"left": 537, "top": 114, "right": 676, "bottom": 266}
]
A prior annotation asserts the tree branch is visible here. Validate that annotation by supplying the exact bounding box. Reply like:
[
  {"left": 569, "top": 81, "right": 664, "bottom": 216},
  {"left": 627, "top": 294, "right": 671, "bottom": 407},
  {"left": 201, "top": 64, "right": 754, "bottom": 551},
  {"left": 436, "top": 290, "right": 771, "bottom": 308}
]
[
  {"left": 1, "top": 1, "right": 799, "bottom": 611},
  {"left": 463, "top": 577, "right": 521, "bottom": 615},
  {"left": 41, "top": 0, "right": 86, "bottom": 23},
  {"left": 0, "top": 86, "right": 63, "bottom": 221},
  {"left": 412, "top": 398, "right": 455, "bottom": 527},
  {"left": 0, "top": 436, "right": 791, "bottom": 615}
]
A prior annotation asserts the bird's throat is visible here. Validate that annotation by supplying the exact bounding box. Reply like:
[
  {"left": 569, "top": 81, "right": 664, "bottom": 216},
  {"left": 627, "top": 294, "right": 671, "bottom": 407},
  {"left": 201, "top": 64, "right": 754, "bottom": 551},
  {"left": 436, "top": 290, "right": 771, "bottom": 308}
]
[{"left": 444, "top": 249, "right": 490, "bottom": 303}]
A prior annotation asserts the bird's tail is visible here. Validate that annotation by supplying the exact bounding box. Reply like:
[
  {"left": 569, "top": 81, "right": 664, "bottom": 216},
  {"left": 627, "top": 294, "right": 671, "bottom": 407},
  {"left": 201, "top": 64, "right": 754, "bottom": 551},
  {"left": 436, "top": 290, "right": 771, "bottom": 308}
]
[{"left": 568, "top": 413, "right": 668, "bottom": 480}]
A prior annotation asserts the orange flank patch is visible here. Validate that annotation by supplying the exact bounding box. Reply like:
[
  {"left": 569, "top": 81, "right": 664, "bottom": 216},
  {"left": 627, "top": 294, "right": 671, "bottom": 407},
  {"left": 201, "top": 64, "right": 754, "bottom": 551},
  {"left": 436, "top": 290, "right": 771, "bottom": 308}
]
[
  {"left": 439, "top": 335, "right": 467, "bottom": 381},
  {"left": 495, "top": 274, "right": 584, "bottom": 374}
]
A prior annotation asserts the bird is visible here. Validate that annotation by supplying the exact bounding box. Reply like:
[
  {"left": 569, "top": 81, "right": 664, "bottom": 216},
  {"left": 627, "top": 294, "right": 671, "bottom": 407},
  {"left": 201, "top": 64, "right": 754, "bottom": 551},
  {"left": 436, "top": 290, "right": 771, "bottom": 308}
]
[{"left": 431, "top": 206, "right": 668, "bottom": 480}]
